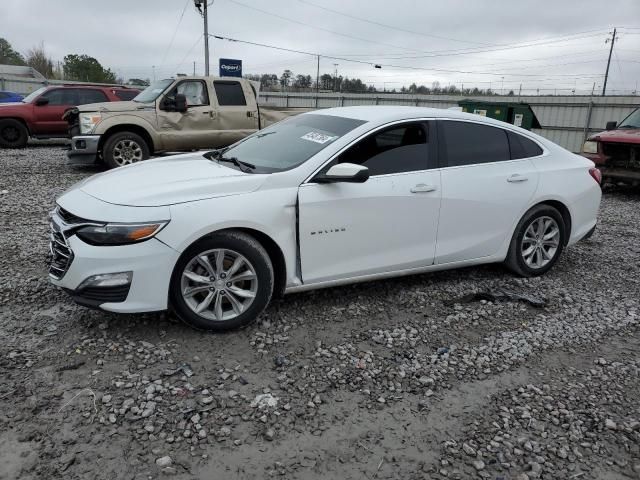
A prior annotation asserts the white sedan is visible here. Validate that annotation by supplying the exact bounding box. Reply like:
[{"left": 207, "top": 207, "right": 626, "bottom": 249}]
[{"left": 49, "top": 106, "right": 602, "bottom": 331}]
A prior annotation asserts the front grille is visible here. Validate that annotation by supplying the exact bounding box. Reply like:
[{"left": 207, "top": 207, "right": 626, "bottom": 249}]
[
  {"left": 49, "top": 223, "right": 74, "bottom": 279},
  {"left": 57, "top": 207, "right": 89, "bottom": 225},
  {"left": 602, "top": 143, "right": 640, "bottom": 170}
]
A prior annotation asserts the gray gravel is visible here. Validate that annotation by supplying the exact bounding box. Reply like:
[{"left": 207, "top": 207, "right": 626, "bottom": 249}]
[{"left": 1, "top": 144, "right": 639, "bottom": 480}]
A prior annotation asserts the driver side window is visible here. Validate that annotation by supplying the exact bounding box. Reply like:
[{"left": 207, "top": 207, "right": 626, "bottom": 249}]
[
  {"left": 337, "top": 122, "right": 431, "bottom": 176},
  {"left": 168, "top": 80, "right": 209, "bottom": 107}
]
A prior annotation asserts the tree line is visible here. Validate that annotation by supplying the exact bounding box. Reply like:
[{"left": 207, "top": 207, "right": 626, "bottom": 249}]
[
  {"left": 0, "top": 37, "right": 149, "bottom": 86},
  {"left": 244, "top": 70, "right": 509, "bottom": 95}
]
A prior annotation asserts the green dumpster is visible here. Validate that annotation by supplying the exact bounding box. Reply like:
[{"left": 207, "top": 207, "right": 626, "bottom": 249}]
[{"left": 458, "top": 100, "right": 541, "bottom": 130}]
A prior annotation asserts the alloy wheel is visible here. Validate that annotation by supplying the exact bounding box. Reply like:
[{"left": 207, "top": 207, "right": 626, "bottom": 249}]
[
  {"left": 112, "top": 139, "right": 143, "bottom": 165},
  {"left": 520, "top": 216, "right": 560, "bottom": 269},
  {"left": 180, "top": 248, "right": 258, "bottom": 322}
]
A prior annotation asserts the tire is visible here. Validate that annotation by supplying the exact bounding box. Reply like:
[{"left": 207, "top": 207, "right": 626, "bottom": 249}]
[
  {"left": 169, "top": 231, "right": 274, "bottom": 332},
  {"left": 102, "top": 131, "right": 150, "bottom": 169},
  {"left": 0, "top": 119, "right": 28, "bottom": 148},
  {"left": 505, "top": 204, "right": 566, "bottom": 277}
]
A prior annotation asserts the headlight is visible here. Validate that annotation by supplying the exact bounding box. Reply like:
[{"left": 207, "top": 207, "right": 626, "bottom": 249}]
[
  {"left": 79, "top": 113, "right": 102, "bottom": 134},
  {"left": 75, "top": 222, "right": 168, "bottom": 246},
  {"left": 582, "top": 140, "right": 599, "bottom": 154}
]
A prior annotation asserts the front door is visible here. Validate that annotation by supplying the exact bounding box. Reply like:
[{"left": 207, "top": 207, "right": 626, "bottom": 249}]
[
  {"left": 31, "top": 88, "right": 77, "bottom": 135},
  {"left": 158, "top": 79, "right": 215, "bottom": 150},
  {"left": 298, "top": 121, "right": 442, "bottom": 284}
]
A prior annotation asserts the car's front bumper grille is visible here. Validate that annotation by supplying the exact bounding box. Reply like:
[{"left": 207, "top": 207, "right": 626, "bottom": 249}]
[
  {"left": 48, "top": 220, "right": 74, "bottom": 280},
  {"left": 63, "top": 284, "right": 131, "bottom": 308}
]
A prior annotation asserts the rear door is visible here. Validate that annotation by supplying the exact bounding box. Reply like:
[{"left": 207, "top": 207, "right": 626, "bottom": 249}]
[
  {"left": 210, "top": 80, "right": 259, "bottom": 146},
  {"left": 435, "top": 120, "right": 540, "bottom": 264},
  {"left": 299, "top": 121, "right": 442, "bottom": 284}
]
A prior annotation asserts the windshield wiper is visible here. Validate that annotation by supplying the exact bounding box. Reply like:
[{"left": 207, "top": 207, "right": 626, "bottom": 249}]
[
  {"left": 203, "top": 147, "right": 230, "bottom": 161},
  {"left": 255, "top": 131, "right": 276, "bottom": 138},
  {"left": 217, "top": 156, "right": 256, "bottom": 173},
  {"left": 618, "top": 125, "right": 639, "bottom": 129}
]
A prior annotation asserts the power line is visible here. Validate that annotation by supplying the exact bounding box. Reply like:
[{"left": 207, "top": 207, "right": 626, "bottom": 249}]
[
  {"left": 296, "top": 0, "right": 496, "bottom": 47},
  {"left": 160, "top": 0, "right": 191, "bottom": 66},
  {"left": 176, "top": 35, "right": 203, "bottom": 73},
  {"left": 211, "top": 34, "right": 605, "bottom": 78}
]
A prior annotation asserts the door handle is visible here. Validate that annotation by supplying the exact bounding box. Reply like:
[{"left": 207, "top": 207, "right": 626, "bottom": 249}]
[
  {"left": 507, "top": 174, "right": 529, "bottom": 183},
  {"left": 410, "top": 184, "right": 437, "bottom": 193}
]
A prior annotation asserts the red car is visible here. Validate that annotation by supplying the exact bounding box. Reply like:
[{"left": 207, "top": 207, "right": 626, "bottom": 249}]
[
  {"left": 582, "top": 107, "right": 640, "bottom": 185},
  {"left": 0, "top": 84, "right": 139, "bottom": 148}
]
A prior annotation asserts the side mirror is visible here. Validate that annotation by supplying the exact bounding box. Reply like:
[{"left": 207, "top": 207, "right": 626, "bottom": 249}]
[
  {"left": 606, "top": 121, "right": 617, "bottom": 131},
  {"left": 174, "top": 93, "right": 187, "bottom": 113},
  {"left": 35, "top": 97, "right": 49, "bottom": 106},
  {"left": 315, "top": 163, "right": 370, "bottom": 184}
]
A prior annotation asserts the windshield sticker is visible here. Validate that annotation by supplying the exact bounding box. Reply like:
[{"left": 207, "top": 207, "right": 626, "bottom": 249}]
[{"left": 301, "top": 131, "right": 337, "bottom": 144}]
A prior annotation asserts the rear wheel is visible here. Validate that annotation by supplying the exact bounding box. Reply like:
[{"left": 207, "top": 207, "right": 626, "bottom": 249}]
[
  {"left": 169, "top": 232, "right": 274, "bottom": 331},
  {"left": 506, "top": 205, "right": 566, "bottom": 277},
  {"left": 103, "top": 131, "right": 150, "bottom": 169},
  {"left": 0, "top": 119, "right": 28, "bottom": 148}
]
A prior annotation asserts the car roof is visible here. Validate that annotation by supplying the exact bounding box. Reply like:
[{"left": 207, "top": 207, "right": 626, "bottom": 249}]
[{"left": 309, "top": 105, "right": 513, "bottom": 128}]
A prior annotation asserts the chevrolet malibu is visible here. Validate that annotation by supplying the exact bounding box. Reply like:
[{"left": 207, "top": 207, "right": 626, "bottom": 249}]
[{"left": 48, "top": 106, "right": 602, "bottom": 331}]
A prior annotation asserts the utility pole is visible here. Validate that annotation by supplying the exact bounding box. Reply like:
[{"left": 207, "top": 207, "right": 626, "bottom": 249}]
[
  {"left": 316, "top": 55, "right": 320, "bottom": 95},
  {"left": 194, "top": 1, "right": 211, "bottom": 75},
  {"left": 333, "top": 63, "right": 339, "bottom": 92},
  {"left": 193, "top": 61, "right": 196, "bottom": 76},
  {"left": 602, "top": 28, "right": 617, "bottom": 96}
]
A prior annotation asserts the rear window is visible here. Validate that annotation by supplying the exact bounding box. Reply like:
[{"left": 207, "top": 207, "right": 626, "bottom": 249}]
[
  {"left": 114, "top": 90, "right": 138, "bottom": 101},
  {"left": 441, "top": 120, "right": 510, "bottom": 166},
  {"left": 221, "top": 114, "right": 366, "bottom": 173},
  {"left": 213, "top": 81, "right": 246, "bottom": 106},
  {"left": 508, "top": 131, "right": 543, "bottom": 159},
  {"left": 76, "top": 89, "right": 108, "bottom": 105}
]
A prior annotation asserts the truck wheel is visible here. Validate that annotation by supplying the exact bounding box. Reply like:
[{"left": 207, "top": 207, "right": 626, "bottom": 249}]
[
  {"left": 169, "top": 231, "right": 274, "bottom": 332},
  {"left": 103, "top": 131, "right": 150, "bottom": 169},
  {"left": 0, "top": 119, "right": 28, "bottom": 148}
]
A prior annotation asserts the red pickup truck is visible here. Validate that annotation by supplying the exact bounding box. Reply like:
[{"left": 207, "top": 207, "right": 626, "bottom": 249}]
[
  {"left": 0, "top": 84, "right": 139, "bottom": 148},
  {"left": 582, "top": 107, "right": 640, "bottom": 185}
]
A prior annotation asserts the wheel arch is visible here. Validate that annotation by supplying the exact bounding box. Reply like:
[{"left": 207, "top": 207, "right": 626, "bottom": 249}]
[
  {"left": 0, "top": 117, "right": 31, "bottom": 135},
  {"left": 175, "top": 227, "right": 288, "bottom": 299},
  {"left": 98, "top": 124, "right": 155, "bottom": 154},
  {"left": 529, "top": 199, "right": 572, "bottom": 245}
]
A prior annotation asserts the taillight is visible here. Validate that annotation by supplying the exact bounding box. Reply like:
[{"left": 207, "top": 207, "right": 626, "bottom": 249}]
[{"left": 589, "top": 167, "right": 602, "bottom": 185}]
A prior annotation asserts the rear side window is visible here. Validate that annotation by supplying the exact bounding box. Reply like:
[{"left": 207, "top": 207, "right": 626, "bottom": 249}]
[
  {"left": 114, "top": 90, "right": 138, "bottom": 100},
  {"left": 338, "top": 122, "right": 431, "bottom": 176},
  {"left": 441, "top": 121, "right": 510, "bottom": 167},
  {"left": 76, "top": 89, "right": 108, "bottom": 105},
  {"left": 508, "top": 131, "right": 543, "bottom": 159},
  {"left": 213, "top": 81, "right": 246, "bottom": 106}
]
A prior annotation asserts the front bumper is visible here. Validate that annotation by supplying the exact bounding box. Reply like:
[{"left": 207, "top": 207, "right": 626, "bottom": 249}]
[
  {"left": 49, "top": 233, "right": 180, "bottom": 313},
  {"left": 67, "top": 135, "right": 100, "bottom": 165}
]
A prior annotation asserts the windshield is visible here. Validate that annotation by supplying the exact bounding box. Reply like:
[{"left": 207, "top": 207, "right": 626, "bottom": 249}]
[
  {"left": 21, "top": 87, "right": 47, "bottom": 103},
  {"left": 619, "top": 108, "right": 640, "bottom": 129},
  {"left": 217, "top": 114, "right": 367, "bottom": 173},
  {"left": 133, "top": 79, "right": 174, "bottom": 103}
]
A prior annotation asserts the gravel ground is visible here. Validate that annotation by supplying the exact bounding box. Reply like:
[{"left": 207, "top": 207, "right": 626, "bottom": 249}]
[{"left": 1, "top": 144, "right": 639, "bottom": 480}]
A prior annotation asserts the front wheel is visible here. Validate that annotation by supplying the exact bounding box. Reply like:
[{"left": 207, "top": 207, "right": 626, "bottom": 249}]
[
  {"left": 169, "top": 232, "right": 274, "bottom": 331},
  {"left": 505, "top": 205, "right": 566, "bottom": 277},
  {"left": 0, "top": 119, "right": 28, "bottom": 148},
  {"left": 103, "top": 131, "right": 150, "bottom": 169}
]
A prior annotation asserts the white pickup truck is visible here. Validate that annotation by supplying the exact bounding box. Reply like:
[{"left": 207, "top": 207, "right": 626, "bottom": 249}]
[{"left": 65, "top": 76, "right": 306, "bottom": 168}]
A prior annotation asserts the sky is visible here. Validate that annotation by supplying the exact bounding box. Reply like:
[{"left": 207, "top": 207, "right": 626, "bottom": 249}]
[{"left": 2, "top": 0, "right": 640, "bottom": 94}]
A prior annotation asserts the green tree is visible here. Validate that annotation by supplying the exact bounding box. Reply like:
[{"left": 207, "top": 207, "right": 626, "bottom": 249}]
[
  {"left": 0, "top": 38, "right": 26, "bottom": 65},
  {"left": 26, "top": 42, "right": 54, "bottom": 78},
  {"left": 63, "top": 54, "right": 116, "bottom": 83},
  {"left": 279, "top": 69, "right": 293, "bottom": 88}
]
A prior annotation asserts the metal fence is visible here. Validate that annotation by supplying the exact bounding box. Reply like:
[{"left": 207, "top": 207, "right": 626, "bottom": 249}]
[
  {"left": 260, "top": 92, "right": 639, "bottom": 153},
  {"left": 0, "top": 76, "right": 123, "bottom": 95}
]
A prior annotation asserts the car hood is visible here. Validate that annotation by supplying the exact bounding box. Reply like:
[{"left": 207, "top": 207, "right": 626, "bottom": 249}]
[
  {"left": 590, "top": 128, "right": 640, "bottom": 144},
  {"left": 77, "top": 100, "right": 155, "bottom": 113},
  {"left": 76, "top": 153, "right": 268, "bottom": 207}
]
